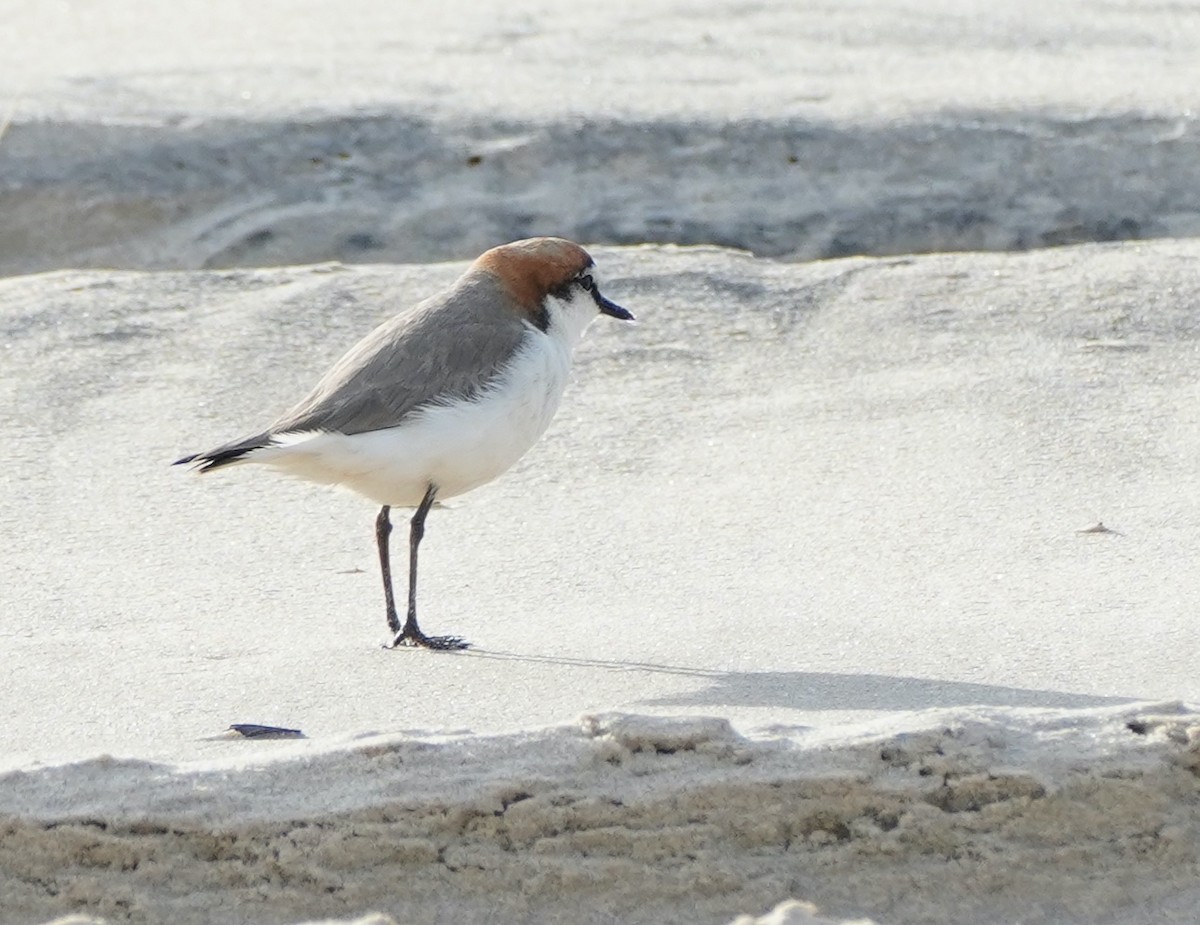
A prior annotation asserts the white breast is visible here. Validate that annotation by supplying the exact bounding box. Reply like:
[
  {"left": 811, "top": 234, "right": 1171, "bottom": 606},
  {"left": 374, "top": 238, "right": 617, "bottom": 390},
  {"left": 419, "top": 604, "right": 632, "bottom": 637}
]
[{"left": 258, "top": 322, "right": 576, "bottom": 507}]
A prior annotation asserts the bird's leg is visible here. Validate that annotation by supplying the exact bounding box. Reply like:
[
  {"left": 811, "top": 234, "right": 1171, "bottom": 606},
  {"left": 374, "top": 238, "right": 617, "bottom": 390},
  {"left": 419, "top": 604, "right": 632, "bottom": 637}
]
[
  {"left": 387, "top": 484, "right": 469, "bottom": 650},
  {"left": 375, "top": 505, "right": 401, "bottom": 636}
]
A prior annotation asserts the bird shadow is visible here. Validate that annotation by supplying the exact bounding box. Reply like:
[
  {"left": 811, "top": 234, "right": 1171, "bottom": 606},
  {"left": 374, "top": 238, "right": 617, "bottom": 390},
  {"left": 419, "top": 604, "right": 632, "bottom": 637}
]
[{"left": 462, "top": 648, "right": 1136, "bottom": 713}]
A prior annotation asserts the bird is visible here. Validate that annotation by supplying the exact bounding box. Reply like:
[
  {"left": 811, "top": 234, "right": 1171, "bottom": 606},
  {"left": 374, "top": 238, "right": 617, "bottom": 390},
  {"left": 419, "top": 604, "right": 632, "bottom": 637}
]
[{"left": 175, "top": 237, "right": 634, "bottom": 650}]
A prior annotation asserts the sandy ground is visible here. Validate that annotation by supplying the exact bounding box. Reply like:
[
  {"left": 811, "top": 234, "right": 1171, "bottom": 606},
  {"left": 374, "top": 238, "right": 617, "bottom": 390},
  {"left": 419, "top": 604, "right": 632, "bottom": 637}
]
[
  {"left": 4, "top": 1, "right": 1200, "bottom": 923},
  {"left": 5, "top": 0, "right": 1199, "bottom": 123},
  {"left": 6, "top": 241, "right": 1200, "bottom": 924},
  {"left": 3, "top": 708, "right": 1200, "bottom": 925},
  {"left": 7, "top": 239, "right": 1200, "bottom": 767}
]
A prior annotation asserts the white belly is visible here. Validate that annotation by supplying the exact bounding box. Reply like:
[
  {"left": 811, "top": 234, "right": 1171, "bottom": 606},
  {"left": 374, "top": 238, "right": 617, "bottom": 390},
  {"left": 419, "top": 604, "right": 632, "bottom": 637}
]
[{"left": 255, "top": 333, "right": 573, "bottom": 507}]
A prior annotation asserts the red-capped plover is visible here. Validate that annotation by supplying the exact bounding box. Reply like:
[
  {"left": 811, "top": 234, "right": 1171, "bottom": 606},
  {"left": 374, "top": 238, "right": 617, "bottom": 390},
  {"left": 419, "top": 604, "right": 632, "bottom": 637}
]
[{"left": 176, "top": 237, "right": 633, "bottom": 649}]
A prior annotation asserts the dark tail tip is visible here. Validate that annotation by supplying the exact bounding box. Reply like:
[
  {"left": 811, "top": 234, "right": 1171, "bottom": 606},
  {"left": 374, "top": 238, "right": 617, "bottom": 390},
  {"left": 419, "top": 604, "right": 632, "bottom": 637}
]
[{"left": 173, "top": 437, "right": 270, "bottom": 472}]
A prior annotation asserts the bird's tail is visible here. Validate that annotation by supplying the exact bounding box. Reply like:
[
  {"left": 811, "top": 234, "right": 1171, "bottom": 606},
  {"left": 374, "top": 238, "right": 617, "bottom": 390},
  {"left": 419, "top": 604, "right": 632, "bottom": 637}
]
[{"left": 173, "top": 435, "right": 272, "bottom": 472}]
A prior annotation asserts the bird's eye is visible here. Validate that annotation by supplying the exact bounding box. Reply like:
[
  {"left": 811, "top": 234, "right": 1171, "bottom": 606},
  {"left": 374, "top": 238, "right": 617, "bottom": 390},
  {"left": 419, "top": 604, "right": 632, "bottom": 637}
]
[{"left": 578, "top": 274, "right": 594, "bottom": 292}]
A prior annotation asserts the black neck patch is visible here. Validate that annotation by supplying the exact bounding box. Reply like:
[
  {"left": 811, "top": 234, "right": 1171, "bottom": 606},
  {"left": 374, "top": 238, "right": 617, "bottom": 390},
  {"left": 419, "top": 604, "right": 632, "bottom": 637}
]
[{"left": 530, "top": 301, "right": 551, "bottom": 332}]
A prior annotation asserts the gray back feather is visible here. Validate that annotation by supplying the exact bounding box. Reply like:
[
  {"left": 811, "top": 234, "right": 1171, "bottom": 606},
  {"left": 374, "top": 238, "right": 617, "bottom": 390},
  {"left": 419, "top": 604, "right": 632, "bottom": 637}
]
[{"left": 268, "top": 271, "right": 530, "bottom": 437}]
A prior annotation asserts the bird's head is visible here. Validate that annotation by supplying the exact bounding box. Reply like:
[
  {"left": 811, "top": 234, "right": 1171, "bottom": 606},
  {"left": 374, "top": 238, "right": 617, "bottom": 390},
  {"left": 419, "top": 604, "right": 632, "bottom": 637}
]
[{"left": 475, "top": 237, "right": 634, "bottom": 345}]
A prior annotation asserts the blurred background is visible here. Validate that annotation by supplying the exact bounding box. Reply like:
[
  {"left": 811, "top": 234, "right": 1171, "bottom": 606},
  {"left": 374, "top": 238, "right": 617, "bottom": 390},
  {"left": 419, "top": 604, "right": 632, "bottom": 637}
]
[{"left": 2, "top": 0, "right": 1198, "bottom": 276}]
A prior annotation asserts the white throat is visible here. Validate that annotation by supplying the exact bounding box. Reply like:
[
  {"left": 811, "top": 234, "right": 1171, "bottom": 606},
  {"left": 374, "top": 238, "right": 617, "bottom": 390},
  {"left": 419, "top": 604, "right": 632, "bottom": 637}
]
[{"left": 543, "top": 288, "right": 601, "bottom": 350}]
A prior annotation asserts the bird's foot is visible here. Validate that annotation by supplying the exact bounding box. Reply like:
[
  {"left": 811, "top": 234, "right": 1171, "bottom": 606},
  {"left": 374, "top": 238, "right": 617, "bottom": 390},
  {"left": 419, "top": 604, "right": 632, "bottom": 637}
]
[{"left": 386, "top": 626, "right": 469, "bottom": 651}]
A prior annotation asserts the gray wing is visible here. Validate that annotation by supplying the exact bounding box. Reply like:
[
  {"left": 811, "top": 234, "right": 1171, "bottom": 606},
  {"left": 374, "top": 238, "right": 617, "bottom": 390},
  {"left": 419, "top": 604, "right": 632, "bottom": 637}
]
[
  {"left": 271, "top": 273, "right": 529, "bottom": 436},
  {"left": 177, "top": 273, "right": 529, "bottom": 471}
]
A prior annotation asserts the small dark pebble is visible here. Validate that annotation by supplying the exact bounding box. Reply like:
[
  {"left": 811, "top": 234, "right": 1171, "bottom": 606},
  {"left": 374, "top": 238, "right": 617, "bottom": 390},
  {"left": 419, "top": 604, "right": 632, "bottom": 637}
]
[
  {"left": 230, "top": 724, "right": 305, "bottom": 739},
  {"left": 1126, "top": 720, "right": 1149, "bottom": 736}
]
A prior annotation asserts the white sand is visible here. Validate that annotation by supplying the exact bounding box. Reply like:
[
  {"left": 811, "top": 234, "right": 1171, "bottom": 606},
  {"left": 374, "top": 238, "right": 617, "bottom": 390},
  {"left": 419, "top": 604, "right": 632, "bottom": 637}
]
[
  {"left": 7, "top": 241, "right": 1200, "bottom": 767},
  {"left": 4, "top": 1, "right": 1200, "bottom": 923},
  {"left": 5, "top": 0, "right": 1198, "bottom": 123}
]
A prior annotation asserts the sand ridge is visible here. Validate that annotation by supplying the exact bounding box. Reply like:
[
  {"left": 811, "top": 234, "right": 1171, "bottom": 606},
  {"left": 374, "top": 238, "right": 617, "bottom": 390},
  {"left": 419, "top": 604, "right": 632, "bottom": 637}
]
[{"left": 4, "top": 708, "right": 1200, "bottom": 924}]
